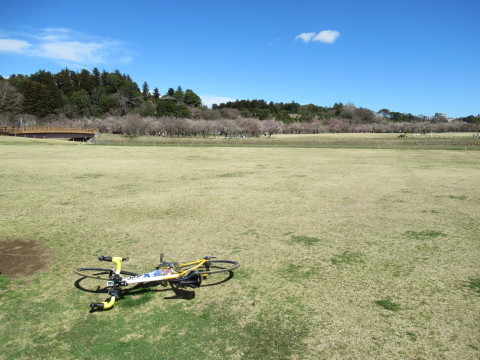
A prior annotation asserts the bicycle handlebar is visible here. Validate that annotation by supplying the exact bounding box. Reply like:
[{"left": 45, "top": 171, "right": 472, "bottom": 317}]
[
  {"left": 90, "top": 295, "right": 116, "bottom": 310},
  {"left": 98, "top": 255, "right": 126, "bottom": 276},
  {"left": 89, "top": 287, "right": 118, "bottom": 310},
  {"left": 98, "top": 255, "right": 128, "bottom": 262}
]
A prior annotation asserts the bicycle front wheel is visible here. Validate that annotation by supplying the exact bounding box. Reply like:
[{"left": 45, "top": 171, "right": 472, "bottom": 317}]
[
  {"left": 175, "top": 260, "right": 239, "bottom": 275},
  {"left": 74, "top": 268, "right": 139, "bottom": 280}
]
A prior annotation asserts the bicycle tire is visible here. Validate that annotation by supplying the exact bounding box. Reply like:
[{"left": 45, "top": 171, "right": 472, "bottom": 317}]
[
  {"left": 175, "top": 260, "right": 239, "bottom": 275},
  {"left": 74, "top": 267, "right": 139, "bottom": 280}
]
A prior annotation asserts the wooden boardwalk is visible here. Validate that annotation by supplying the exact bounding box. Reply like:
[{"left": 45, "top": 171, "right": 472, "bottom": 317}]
[{"left": 0, "top": 126, "right": 98, "bottom": 141}]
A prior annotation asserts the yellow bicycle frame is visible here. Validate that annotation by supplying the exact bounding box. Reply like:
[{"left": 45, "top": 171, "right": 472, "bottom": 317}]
[{"left": 93, "top": 257, "right": 211, "bottom": 310}]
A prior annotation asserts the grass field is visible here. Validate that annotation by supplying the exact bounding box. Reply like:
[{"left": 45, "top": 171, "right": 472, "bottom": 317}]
[
  {"left": 0, "top": 136, "right": 479, "bottom": 359},
  {"left": 93, "top": 132, "right": 480, "bottom": 151}
]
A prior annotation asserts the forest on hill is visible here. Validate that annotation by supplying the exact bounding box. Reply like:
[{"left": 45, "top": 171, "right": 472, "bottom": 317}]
[{"left": 0, "top": 68, "right": 478, "bottom": 136}]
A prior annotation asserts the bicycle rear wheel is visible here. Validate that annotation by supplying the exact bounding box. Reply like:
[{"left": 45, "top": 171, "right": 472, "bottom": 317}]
[
  {"left": 175, "top": 260, "right": 239, "bottom": 275},
  {"left": 74, "top": 268, "right": 139, "bottom": 280}
]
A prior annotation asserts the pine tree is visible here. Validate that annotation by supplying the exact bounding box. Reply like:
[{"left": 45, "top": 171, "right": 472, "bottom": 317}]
[
  {"left": 173, "top": 86, "right": 184, "bottom": 100},
  {"left": 142, "top": 81, "right": 150, "bottom": 99}
]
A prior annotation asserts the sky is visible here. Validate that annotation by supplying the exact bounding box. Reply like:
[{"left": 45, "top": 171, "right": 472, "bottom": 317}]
[{"left": 0, "top": 0, "right": 478, "bottom": 118}]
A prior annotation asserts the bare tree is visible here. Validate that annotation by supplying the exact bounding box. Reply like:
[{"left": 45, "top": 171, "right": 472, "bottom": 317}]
[
  {"left": 237, "top": 117, "right": 262, "bottom": 136},
  {"left": 261, "top": 120, "right": 284, "bottom": 137},
  {"left": 120, "top": 114, "right": 151, "bottom": 135},
  {"left": 0, "top": 80, "right": 24, "bottom": 113}
]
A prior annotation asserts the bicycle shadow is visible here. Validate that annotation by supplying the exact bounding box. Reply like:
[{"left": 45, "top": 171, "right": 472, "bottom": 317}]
[{"left": 74, "top": 270, "right": 235, "bottom": 310}]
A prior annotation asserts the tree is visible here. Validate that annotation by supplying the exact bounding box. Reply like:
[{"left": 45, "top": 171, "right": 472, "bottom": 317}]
[
  {"left": 332, "top": 102, "right": 344, "bottom": 116},
  {"left": 175, "top": 104, "right": 192, "bottom": 118},
  {"left": 167, "top": 88, "right": 175, "bottom": 96},
  {"left": 261, "top": 120, "right": 284, "bottom": 137},
  {"left": 67, "top": 90, "right": 92, "bottom": 116},
  {"left": 142, "top": 81, "right": 150, "bottom": 99},
  {"left": 55, "top": 68, "right": 75, "bottom": 96},
  {"left": 173, "top": 86, "right": 184, "bottom": 100},
  {"left": 21, "top": 81, "right": 50, "bottom": 117},
  {"left": 254, "top": 108, "right": 271, "bottom": 120},
  {"left": 184, "top": 89, "right": 202, "bottom": 107},
  {"left": 0, "top": 80, "right": 24, "bottom": 113},
  {"left": 137, "top": 100, "right": 156, "bottom": 117},
  {"left": 156, "top": 99, "right": 177, "bottom": 117},
  {"left": 152, "top": 87, "right": 160, "bottom": 99},
  {"left": 378, "top": 108, "right": 391, "bottom": 118},
  {"left": 276, "top": 110, "right": 292, "bottom": 123},
  {"left": 92, "top": 67, "right": 101, "bottom": 87},
  {"left": 90, "top": 87, "right": 108, "bottom": 115},
  {"left": 104, "top": 73, "right": 123, "bottom": 94},
  {"left": 77, "top": 69, "right": 95, "bottom": 94}
]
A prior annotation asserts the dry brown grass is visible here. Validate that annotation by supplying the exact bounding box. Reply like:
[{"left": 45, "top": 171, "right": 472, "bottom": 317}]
[{"left": 0, "top": 137, "right": 479, "bottom": 359}]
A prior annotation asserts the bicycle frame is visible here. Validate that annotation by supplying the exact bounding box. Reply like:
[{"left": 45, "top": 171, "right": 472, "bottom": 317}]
[
  {"left": 112, "top": 258, "right": 209, "bottom": 285},
  {"left": 79, "top": 256, "right": 211, "bottom": 310}
]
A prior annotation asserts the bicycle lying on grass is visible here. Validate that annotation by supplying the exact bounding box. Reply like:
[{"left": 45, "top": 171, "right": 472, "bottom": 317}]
[{"left": 74, "top": 254, "right": 239, "bottom": 310}]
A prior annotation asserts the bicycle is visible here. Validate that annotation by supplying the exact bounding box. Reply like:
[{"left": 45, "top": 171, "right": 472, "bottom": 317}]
[{"left": 74, "top": 253, "right": 239, "bottom": 310}]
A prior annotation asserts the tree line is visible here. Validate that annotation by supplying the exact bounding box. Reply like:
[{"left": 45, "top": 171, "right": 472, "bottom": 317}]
[
  {"left": 0, "top": 68, "right": 478, "bottom": 135},
  {"left": 0, "top": 68, "right": 202, "bottom": 119}
]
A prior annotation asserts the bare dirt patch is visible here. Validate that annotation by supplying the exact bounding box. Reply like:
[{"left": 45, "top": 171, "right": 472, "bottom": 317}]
[{"left": 0, "top": 239, "right": 52, "bottom": 278}]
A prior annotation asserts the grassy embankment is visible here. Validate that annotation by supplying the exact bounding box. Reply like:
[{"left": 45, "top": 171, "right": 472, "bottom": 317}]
[{"left": 0, "top": 135, "right": 479, "bottom": 359}]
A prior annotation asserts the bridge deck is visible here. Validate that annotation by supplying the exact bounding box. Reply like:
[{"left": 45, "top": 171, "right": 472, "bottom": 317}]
[
  {"left": 0, "top": 126, "right": 97, "bottom": 135},
  {"left": 0, "top": 126, "right": 98, "bottom": 141}
]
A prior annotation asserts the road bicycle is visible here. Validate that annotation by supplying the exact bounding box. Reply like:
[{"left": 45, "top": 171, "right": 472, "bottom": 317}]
[{"left": 74, "top": 253, "right": 239, "bottom": 310}]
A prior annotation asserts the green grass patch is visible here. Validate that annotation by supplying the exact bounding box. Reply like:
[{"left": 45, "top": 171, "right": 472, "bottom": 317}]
[
  {"left": 421, "top": 209, "right": 440, "bottom": 214},
  {"left": 218, "top": 172, "right": 246, "bottom": 178},
  {"left": 406, "top": 331, "right": 418, "bottom": 341},
  {"left": 447, "top": 195, "right": 467, "bottom": 200},
  {"left": 13, "top": 301, "right": 310, "bottom": 360},
  {"left": 0, "top": 275, "right": 11, "bottom": 291},
  {"left": 74, "top": 173, "right": 104, "bottom": 179},
  {"left": 291, "top": 235, "right": 322, "bottom": 246},
  {"left": 331, "top": 251, "right": 365, "bottom": 265},
  {"left": 403, "top": 230, "right": 447, "bottom": 240},
  {"left": 375, "top": 298, "right": 401, "bottom": 311},
  {"left": 466, "top": 278, "right": 480, "bottom": 294}
]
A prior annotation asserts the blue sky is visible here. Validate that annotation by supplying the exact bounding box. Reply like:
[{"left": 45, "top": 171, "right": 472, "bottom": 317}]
[{"left": 0, "top": 0, "right": 478, "bottom": 117}]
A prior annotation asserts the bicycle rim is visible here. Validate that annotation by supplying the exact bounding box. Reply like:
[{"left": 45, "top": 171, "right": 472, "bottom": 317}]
[
  {"left": 175, "top": 260, "right": 239, "bottom": 275},
  {"left": 74, "top": 267, "right": 139, "bottom": 280}
]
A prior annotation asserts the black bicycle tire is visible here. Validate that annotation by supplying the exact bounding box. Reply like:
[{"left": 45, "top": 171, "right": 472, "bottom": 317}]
[
  {"left": 175, "top": 260, "right": 239, "bottom": 275},
  {"left": 74, "top": 267, "right": 139, "bottom": 280}
]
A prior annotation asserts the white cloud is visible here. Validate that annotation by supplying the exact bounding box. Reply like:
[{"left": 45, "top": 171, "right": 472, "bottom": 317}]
[
  {"left": 313, "top": 30, "right": 340, "bottom": 44},
  {"left": 295, "top": 32, "right": 316, "bottom": 43},
  {"left": 200, "top": 95, "right": 236, "bottom": 108},
  {"left": 36, "top": 41, "right": 104, "bottom": 63},
  {"left": 0, "top": 28, "right": 132, "bottom": 65},
  {"left": 35, "top": 27, "right": 74, "bottom": 42},
  {"left": 0, "top": 39, "right": 32, "bottom": 53},
  {"left": 295, "top": 30, "right": 340, "bottom": 44}
]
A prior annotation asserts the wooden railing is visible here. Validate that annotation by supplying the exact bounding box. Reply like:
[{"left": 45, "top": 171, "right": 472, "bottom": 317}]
[{"left": 0, "top": 126, "right": 98, "bottom": 135}]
